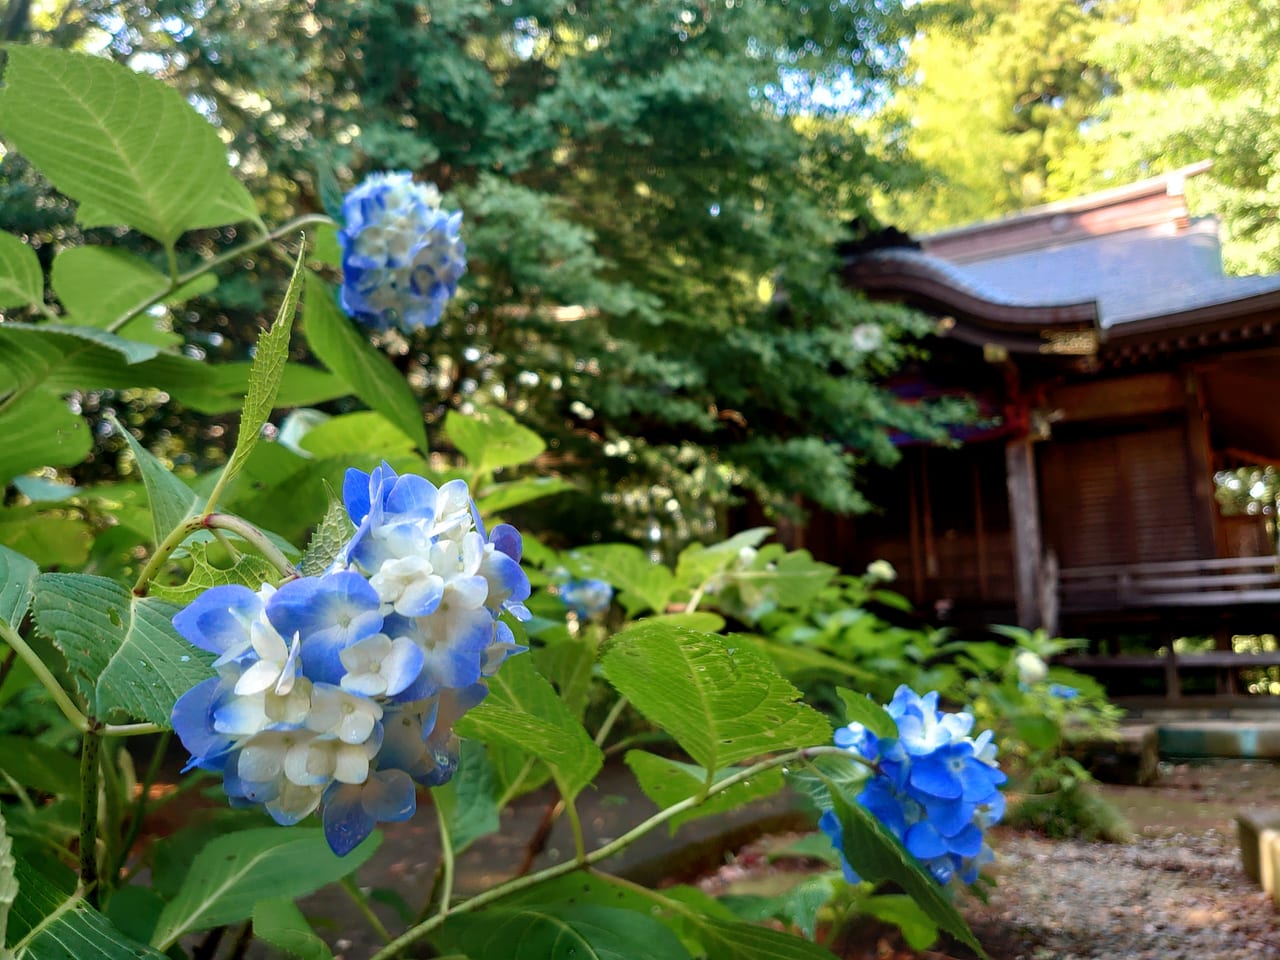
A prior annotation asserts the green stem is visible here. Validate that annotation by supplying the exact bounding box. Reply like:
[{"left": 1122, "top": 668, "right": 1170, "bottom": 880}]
[
  {"left": 368, "top": 745, "right": 859, "bottom": 960},
  {"left": 101, "top": 721, "right": 163, "bottom": 737},
  {"left": 563, "top": 794, "right": 587, "bottom": 865},
  {"left": 97, "top": 738, "right": 125, "bottom": 896},
  {"left": 0, "top": 646, "right": 18, "bottom": 698},
  {"left": 0, "top": 620, "right": 89, "bottom": 733},
  {"left": 340, "top": 876, "right": 393, "bottom": 944},
  {"left": 132, "top": 512, "right": 297, "bottom": 597},
  {"left": 434, "top": 800, "right": 456, "bottom": 919},
  {"left": 79, "top": 730, "right": 102, "bottom": 907},
  {"left": 593, "top": 695, "right": 629, "bottom": 749},
  {"left": 114, "top": 731, "right": 171, "bottom": 879},
  {"left": 205, "top": 514, "right": 297, "bottom": 578},
  {"left": 165, "top": 244, "right": 180, "bottom": 286},
  {"left": 495, "top": 758, "right": 537, "bottom": 810},
  {"left": 105, "top": 213, "right": 334, "bottom": 334},
  {"left": 589, "top": 869, "right": 698, "bottom": 919}
]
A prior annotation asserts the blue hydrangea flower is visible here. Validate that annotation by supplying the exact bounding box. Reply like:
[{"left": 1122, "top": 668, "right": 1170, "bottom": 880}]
[
  {"left": 560, "top": 578, "right": 613, "bottom": 619},
  {"left": 820, "top": 685, "right": 1006, "bottom": 887},
  {"left": 338, "top": 172, "right": 467, "bottom": 333},
  {"left": 1048, "top": 684, "right": 1079, "bottom": 700},
  {"left": 171, "top": 462, "right": 530, "bottom": 856}
]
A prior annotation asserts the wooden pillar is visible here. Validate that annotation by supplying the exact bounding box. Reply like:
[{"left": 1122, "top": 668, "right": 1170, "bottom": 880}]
[
  {"left": 907, "top": 450, "right": 925, "bottom": 604},
  {"left": 973, "top": 459, "right": 989, "bottom": 601},
  {"left": 1184, "top": 371, "right": 1219, "bottom": 557},
  {"left": 1005, "top": 435, "right": 1044, "bottom": 629}
]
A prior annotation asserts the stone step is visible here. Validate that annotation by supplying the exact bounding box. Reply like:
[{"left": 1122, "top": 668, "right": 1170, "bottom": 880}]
[
  {"left": 1156, "top": 721, "right": 1280, "bottom": 759},
  {"left": 1236, "top": 810, "right": 1280, "bottom": 906}
]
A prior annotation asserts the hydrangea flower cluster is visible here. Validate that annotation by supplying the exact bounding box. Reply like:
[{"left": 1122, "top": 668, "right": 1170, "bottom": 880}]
[
  {"left": 559, "top": 578, "right": 613, "bottom": 620},
  {"left": 338, "top": 172, "right": 467, "bottom": 333},
  {"left": 820, "top": 686, "right": 1007, "bottom": 887},
  {"left": 171, "top": 463, "right": 530, "bottom": 855}
]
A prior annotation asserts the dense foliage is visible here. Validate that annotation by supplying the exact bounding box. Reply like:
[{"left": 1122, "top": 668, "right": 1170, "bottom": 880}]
[
  {"left": 1, "top": 0, "right": 972, "bottom": 550},
  {"left": 868, "top": 0, "right": 1280, "bottom": 274},
  {"left": 0, "top": 40, "right": 1038, "bottom": 960}
]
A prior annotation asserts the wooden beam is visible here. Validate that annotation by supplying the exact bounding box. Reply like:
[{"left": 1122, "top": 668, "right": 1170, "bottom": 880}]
[{"left": 1005, "top": 435, "right": 1044, "bottom": 628}]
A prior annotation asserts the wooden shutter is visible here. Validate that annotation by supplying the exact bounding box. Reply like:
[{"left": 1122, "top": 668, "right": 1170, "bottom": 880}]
[{"left": 1040, "top": 424, "right": 1201, "bottom": 568}]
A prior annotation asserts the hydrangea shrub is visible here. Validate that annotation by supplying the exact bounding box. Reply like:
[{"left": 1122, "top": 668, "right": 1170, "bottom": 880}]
[
  {"left": 559, "top": 577, "right": 613, "bottom": 619},
  {"left": 338, "top": 172, "right": 467, "bottom": 333},
  {"left": 171, "top": 464, "right": 530, "bottom": 854},
  {"left": 0, "top": 46, "right": 1007, "bottom": 960},
  {"left": 821, "top": 686, "right": 1007, "bottom": 886}
]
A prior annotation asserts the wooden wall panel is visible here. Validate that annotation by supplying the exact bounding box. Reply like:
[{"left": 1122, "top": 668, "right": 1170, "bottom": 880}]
[{"left": 1040, "top": 424, "right": 1201, "bottom": 569}]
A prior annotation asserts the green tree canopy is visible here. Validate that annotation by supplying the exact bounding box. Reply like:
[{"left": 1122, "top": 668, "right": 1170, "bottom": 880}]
[
  {"left": 2, "top": 0, "right": 970, "bottom": 548},
  {"left": 1049, "top": 0, "right": 1280, "bottom": 273},
  {"left": 869, "top": 0, "right": 1114, "bottom": 233}
]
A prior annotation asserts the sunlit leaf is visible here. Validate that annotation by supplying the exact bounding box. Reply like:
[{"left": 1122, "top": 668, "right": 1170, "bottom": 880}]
[
  {"left": 302, "top": 271, "right": 428, "bottom": 452},
  {"left": 50, "top": 247, "right": 214, "bottom": 330},
  {"left": 567, "top": 544, "right": 674, "bottom": 616},
  {"left": 0, "top": 47, "right": 255, "bottom": 246},
  {"left": 602, "top": 622, "right": 829, "bottom": 773},
  {"left": 445, "top": 407, "right": 544, "bottom": 475},
  {"left": 625, "top": 751, "right": 786, "bottom": 834},
  {"left": 455, "top": 652, "right": 602, "bottom": 801},
  {"left": 212, "top": 250, "right": 305, "bottom": 508},
  {"left": 149, "top": 541, "right": 281, "bottom": 607},
  {"left": 0, "top": 232, "right": 42, "bottom": 311}
]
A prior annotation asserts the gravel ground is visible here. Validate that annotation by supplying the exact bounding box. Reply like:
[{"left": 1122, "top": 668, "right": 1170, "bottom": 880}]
[
  {"left": 965, "top": 827, "right": 1280, "bottom": 960},
  {"left": 959, "top": 760, "right": 1280, "bottom": 960}
]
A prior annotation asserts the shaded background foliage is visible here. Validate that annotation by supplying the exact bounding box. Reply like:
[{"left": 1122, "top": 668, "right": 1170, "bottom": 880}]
[{"left": 1, "top": 0, "right": 971, "bottom": 552}]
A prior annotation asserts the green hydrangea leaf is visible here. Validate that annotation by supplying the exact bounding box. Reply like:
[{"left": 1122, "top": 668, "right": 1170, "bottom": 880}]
[
  {"left": 445, "top": 407, "right": 544, "bottom": 476},
  {"left": 0, "top": 544, "right": 38, "bottom": 630},
  {"left": 433, "top": 740, "right": 500, "bottom": 856},
  {"left": 301, "top": 271, "right": 428, "bottom": 453},
  {"left": 434, "top": 905, "right": 692, "bottom": 960},
  {"left": 601, "top": 622, "right": 829, "bottom": 773},
  {"left": 31, "top": 573, "right": 215, "bottom": 726},
  {"left": 50, "top": 246, "right": 214, "bottom": 332},
  {"left": 455, "top": 650, "right": 602, "bottom": 801},
  {"left": 150, "top": 829, "right": 379, "bottom": 950},
  {"left": 0, "top": 47, "right": 255, "bottom": 246},
  {"left": 566, "top": 544, "right": 674, "bottom": 616},
  {"left": 624, "top": 750, "right": 786, "bottom": 834},
  {"left": 0, "top": 231, "right": 42, "bottom": 311},
  {"left": 821, "top": 776, "right": 986, "bottom": 958},
  {"left": 250, "top": 899, "right": 334, "bottom": 960},
  {"left": 149, "top": 541, "right": 280, "bottom": 607},
  {"left": 209, "top": 249, "right": 304, "bottom": 510},
  {"left": 5, "top": 855, "right": 168, "bottom": 960},
  {"left": 0, "top": 391, "right": 91, "bottom": 488}
]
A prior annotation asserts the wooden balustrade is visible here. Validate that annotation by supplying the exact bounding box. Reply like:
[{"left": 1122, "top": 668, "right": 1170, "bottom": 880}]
[{"left": 1057, "top": 555, "right": 1280, "bottom": 612}]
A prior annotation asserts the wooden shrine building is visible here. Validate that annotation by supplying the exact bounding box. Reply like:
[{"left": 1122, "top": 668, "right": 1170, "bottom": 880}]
[{"left": 820, "top": 164, "right": 1280, "bottom": 698}]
